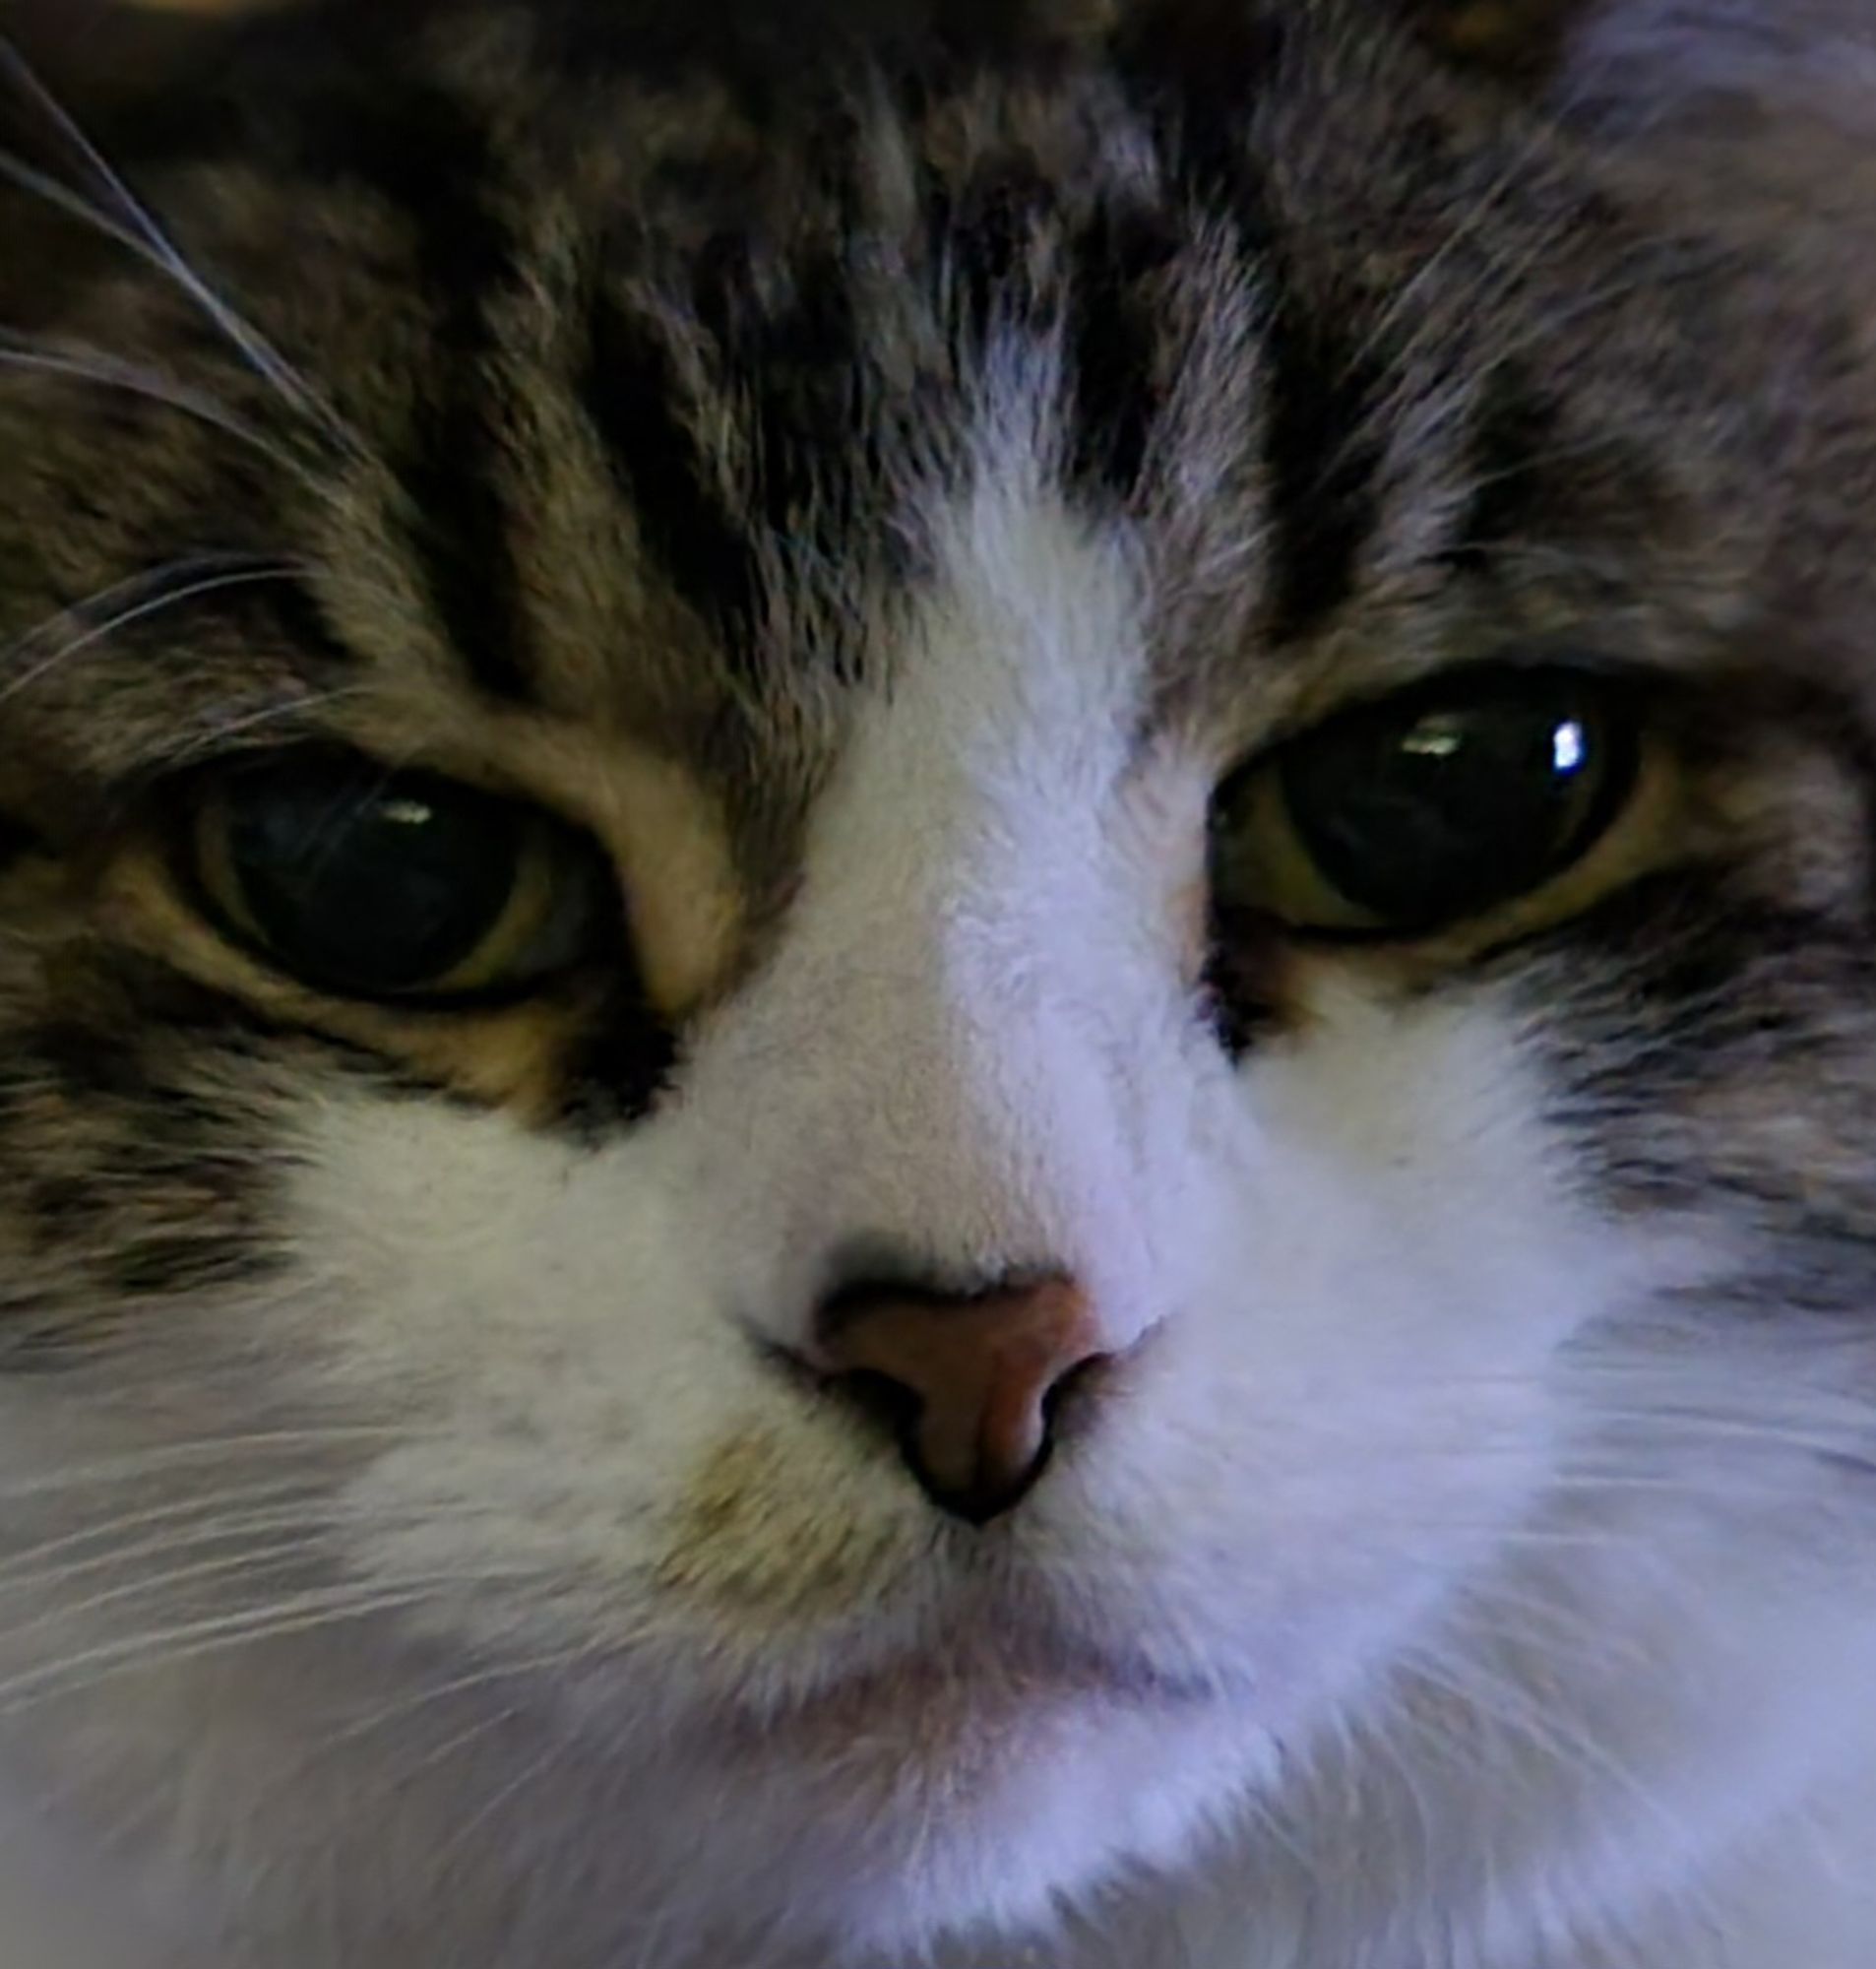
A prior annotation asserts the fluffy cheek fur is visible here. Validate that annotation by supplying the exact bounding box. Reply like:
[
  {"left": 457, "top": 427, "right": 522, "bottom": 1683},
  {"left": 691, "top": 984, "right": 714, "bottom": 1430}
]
[
  {"left": 258, "top": 965, "right": 1638, "bottom": 1947},
  {"left": 211, "top": 493, "right": 1658, "bottom": 1949}
]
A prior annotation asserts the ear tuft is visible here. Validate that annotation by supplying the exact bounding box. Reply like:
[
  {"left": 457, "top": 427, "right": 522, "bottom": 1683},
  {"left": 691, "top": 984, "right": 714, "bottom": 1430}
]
[
  {"left": 1403, "top": 1, "right": 1876, "bottom": 152},
  {"left": 1554, "top": 4, "right": 1876, "bottom": 286},
  {"left": 1559, "top": 2, "right": 1876, "bottom": 131}
]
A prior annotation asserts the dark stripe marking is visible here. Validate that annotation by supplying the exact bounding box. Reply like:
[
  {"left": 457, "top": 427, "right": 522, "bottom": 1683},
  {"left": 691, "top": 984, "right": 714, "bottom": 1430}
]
[
  {"left": 695, "top": 230, "right": 866, "bottom": 541},
  {"left": 294, "top": 86, "right": 534, "bottom": 703},
  {"left": 1445, "top": 364, "right": 1565, "bottom": 574},
  {"left": 1258, "top": 282, "right": 1390, "bottom": 643},
  {"left": 1113, "top": 8, "right": 1388, "bottom": 626},
  {"left": 252, "top": 577, "right": 359, "bottom": 673},
  {"left": 583, "top": 289, "right": 764, "bottom": 641},
  {"left": 1066, "top": 204, "right": 1180, "bottom": 503},
  {"left": 1112, "top": 0, "right": 1289, "bottom": 201},
  {"left": 59, "top": 558, "right": 356, "bottom": 689},
  {"left": 555, "top": 989, "right": 680, "bottom": 1136},
  {"left": 940, "top": 152, "right": 1057, "bottom": 351},
  {"left": 741, "top": 250, "right": 865, "bottom": 540}
]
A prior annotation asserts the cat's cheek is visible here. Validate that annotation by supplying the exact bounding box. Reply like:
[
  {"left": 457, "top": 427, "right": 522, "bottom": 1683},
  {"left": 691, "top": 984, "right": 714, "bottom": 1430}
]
[
  {"left": 222, "top": 972, "right": 1678, "bottom": 1956},
  {"left": 253, "top": 982, "right": 1613, "bottom": 1681}
]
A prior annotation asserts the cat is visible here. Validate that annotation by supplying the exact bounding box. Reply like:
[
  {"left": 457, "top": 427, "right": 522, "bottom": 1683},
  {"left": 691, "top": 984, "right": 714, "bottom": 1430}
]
[{"left": 2, "top": 1, "right": 1876, "bottom": 1963}]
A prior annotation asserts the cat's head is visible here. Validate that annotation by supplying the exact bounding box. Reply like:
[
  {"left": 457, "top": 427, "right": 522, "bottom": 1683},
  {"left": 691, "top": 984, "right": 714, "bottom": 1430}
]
[{"left": 3, "top": 0, "right": 1875, "bottom": 1956}]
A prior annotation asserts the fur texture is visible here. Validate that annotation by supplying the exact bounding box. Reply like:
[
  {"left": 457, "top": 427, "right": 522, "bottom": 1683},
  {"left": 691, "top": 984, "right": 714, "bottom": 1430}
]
[{"left": 2, "top": 3, "right": 1876, "bottom": 1964}]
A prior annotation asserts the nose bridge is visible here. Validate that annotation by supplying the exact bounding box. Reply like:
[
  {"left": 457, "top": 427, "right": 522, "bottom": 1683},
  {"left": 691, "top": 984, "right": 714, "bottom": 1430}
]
[
  {"left": 693, "top": 739, "right": 1146, "bottom": 1303},
  {"left": 684, "top": 482, "right": 1166, "bottom": 1312},
  {"left": 781, "top": 836, "right": 1090, "bottom": 1249}
]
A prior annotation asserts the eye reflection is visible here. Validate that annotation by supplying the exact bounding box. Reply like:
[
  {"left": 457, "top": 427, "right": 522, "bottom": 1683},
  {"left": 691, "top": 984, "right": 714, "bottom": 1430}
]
[
  {"left": 1209, "top": 667, "right": 1643, "bottom": 937},
  {"left": 184, "top": 754, "right": 617, "bottom": 1004}
]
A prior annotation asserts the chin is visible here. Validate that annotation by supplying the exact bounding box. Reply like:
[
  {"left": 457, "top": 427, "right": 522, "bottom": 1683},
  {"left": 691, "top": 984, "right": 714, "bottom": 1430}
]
[
  {"left": 406, "top": 1455, "right": 1430, "bottom": 1965},
  {"left": 608, "top": 1667, "right": 1275, "bottom": 1960}
]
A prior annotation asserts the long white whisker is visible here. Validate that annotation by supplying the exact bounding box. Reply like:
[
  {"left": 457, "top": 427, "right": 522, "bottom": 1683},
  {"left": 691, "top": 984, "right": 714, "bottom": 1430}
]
[
  {"left": 427, "top": 1734, "right": 573, "bottom": 1876},
  {"left": 342, "top": 1640, "right": 621, "bottom": 1826},
  {"left": 0, "top": 333, "right": 337, "bottom": 497},
  {"left": 4, "top": 549, "right": 286, "bottom": 654},
  {"left": 0, "top": 559, "right": 310, "bottom": 708},
  {"left": 1342, "top": 113, "right": 1562, "bottom": 383},
  {"left": 0, "top": 1585, "right": 439, "bottom": 1716},
  {"left": 0, "top": 1537, "right": 351, "bottom": 1639},
  {"left": 0, "top": 1480, "right": 335, "bottom": 1589},
  {"left": 98, "top": 1644, "right": 592, "bottom": 1850},
  {"left": 0, "top": 1428, "right": 436, "bottom": 1503},
  {"left": 0, "top": 44, "right": 363, "bottom": 459},
  {"left": 159, "top": 681, "right": 378, "bottom": 762},
  {"left": 326, "top": 1647, "right": 602, "bottom": 1760}
]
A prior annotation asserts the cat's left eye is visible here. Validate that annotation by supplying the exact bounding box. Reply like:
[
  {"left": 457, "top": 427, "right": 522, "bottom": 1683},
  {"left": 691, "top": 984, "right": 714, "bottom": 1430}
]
[
  {"left": 184, "top": 755, "right": 614, "bottom": 1004},
  {"left": 1210, "top": 666, "right": 1644, "bottom": 939}
]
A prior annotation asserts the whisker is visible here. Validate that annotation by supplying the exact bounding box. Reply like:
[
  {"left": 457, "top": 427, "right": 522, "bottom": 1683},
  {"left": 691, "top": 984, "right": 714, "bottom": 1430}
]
[
  {"left": 337, "top": 1640, "right": 621, "bottom": 1826},
  {"left": 4, "top": 548, "right": 289, "bottom": 655},
  {"left": 0, "top": 1536, "right": 347, "bottom": 1639},
  {"left": 0, "top": 557, "right": 310, "bottom": 708},
  {"left": 0, "top": 1586, "right": 440, "bottom": 1717},
  {"left": 0, "top": 1479, "right": 336, "bottom": 1589},
  {"left": 1341, "top": 105, "right": 1572, "bottom": 384},
  {"left": 0, "top": 1427, "right": 437, "bottom": 1503},
  {"left": 0, "top": 42, "right": 364, "bottom": 460},
  {"left": 427, "top": 1733, "right": 573, "bottom": 1876},
  {"left": 157, "top": 681, "right": 377, "bottom": 763},
  {"left": 97, "top": 1644, "right": 590, "bottom": 1849},
  {"left": 325, "top": 1646, "right": 602, "bottom": 1759},
  {"left": 0, "top": 332, "right": 339, "bottom": 499},
  {"left": 0, "top": 148, "right": 173, "bottom": 276}
]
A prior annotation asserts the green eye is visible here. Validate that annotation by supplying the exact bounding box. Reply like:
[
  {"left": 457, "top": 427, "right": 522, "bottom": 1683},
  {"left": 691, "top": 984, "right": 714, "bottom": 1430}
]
[
  {"left": 188, "top": 756, "right": 612, "bottom": 1003},
  {"left": 1212, "top": 667, "right": 1642, "bottom": 936}
]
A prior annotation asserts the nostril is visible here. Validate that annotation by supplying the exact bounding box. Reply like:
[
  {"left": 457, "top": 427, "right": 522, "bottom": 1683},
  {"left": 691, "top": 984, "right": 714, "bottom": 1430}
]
[
  {"left": 822, "top": 1354, "right": 1111, "bottom": 1524},
  {"left": 825, "top": 1366, "right": 924, "bottom": 1450},
  {"left": 808, "top": 1272, "right": 1110, "bottom": 1526},
  {"left": 1042, "top": 1350, "right": 1110, "bottom": 1435}
]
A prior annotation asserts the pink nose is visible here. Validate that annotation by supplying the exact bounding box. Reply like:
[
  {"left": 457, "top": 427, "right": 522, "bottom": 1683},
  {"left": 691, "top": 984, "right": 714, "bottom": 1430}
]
[{"left": 817, "top": 1276, "right": 1108, "bottom": 1523}]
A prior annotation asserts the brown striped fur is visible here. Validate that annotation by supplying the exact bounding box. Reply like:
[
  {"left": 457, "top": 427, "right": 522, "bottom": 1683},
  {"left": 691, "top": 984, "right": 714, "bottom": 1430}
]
[{"left": 4, "top": 5, "right": 1876, "bottom": 1965}]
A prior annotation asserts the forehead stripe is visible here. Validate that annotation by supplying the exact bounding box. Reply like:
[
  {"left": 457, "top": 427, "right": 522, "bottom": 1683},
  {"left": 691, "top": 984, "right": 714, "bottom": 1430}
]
[
  {"left": 295, "top": 82, "right": 539, "bottom": 705},
  {"left": 1444, "top": 361, "right": 1568, "bottom": 573},
  {"left": 581, "top": 287, "right": 766, "bottom": 649},
  {"left": 1064, "top": 202, "right": 1174, "bottom": 505},
  {"left": 1255, "top": 241, "right": 1391, "bottom": 644}
]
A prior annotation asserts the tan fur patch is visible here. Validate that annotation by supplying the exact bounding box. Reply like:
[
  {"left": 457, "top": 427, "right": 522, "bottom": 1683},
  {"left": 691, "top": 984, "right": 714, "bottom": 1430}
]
[
  {"left": 657, "top": 1426, "right": 907, "bottom": 1631},
  {"left": 498, "top": 727, "right": 746, "bottom": 1023}
]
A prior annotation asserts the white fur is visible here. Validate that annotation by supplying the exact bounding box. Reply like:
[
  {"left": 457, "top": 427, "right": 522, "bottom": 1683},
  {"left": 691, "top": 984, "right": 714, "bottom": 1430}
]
[{"left": 6, "top": 159, "right": 1876, "bottom": 1963}]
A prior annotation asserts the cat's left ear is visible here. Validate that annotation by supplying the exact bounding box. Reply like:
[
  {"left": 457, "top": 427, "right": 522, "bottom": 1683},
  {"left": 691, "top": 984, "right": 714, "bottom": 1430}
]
[
  {"left": 1419, "top": 2, "right": 1876, "bottom": 309},
  {"left": 1407, "top": 0, "right": 1876, "bottom": 147}
]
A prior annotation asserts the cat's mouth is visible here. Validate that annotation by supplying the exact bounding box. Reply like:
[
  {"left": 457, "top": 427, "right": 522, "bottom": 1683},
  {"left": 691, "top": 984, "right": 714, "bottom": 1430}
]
[{"left": 715, "top": 1620, "right": 1221, "bottom": 1764}]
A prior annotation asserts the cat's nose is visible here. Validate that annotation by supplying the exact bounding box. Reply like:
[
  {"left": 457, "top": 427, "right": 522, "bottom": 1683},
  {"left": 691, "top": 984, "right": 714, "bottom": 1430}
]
[{"left": 815, "top": 1274, "right": 1108, "bottom": 1524}]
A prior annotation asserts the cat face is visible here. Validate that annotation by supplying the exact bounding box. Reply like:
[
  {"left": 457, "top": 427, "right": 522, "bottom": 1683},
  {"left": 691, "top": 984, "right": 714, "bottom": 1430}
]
[{"left": 3, "top": 1, "right": 1876, "bottom": 1959}]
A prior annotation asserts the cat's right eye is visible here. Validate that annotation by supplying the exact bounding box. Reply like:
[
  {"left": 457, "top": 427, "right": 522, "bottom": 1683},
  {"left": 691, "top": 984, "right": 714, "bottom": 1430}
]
[{"left": 183, "top": 755, "right": 615, "bottom": 1005}]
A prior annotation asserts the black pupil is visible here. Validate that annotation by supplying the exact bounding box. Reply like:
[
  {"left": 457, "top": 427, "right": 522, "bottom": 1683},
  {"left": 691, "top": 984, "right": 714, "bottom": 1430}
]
[
  {"left": 1279, "top": 676, "right": 1620, "bottom": 927},
  {"left": 227, "top": 768, "right": 521, "bottom": 994}
]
